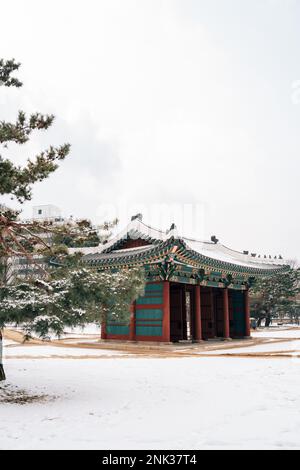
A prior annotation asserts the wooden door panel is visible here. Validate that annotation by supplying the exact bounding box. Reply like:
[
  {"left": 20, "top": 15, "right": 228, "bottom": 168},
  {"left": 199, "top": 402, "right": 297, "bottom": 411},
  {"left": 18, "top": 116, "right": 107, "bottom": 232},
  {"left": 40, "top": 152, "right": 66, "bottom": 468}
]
[
  {"left": 201, "top": 287, "right": 215, "bottom": 339},
  {"left": 215, "top": 290, "right": 224, "bottom": 337},
  {"left": 170, "top": 286, "right": 183, "bottom": 342}
]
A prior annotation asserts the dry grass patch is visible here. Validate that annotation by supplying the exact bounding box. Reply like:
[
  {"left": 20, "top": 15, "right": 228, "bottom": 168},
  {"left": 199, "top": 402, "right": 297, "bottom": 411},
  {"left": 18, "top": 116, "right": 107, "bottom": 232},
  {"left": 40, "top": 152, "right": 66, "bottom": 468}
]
[{"left": 0, "top": 384, "right": 54, "bottom": 405}]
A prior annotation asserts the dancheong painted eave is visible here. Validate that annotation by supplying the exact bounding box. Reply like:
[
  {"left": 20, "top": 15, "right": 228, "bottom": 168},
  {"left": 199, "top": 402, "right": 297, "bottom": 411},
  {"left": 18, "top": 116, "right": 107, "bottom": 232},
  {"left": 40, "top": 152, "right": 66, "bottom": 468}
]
[{"left": 82, "top": 216, "right": 289, "bottom": 278}]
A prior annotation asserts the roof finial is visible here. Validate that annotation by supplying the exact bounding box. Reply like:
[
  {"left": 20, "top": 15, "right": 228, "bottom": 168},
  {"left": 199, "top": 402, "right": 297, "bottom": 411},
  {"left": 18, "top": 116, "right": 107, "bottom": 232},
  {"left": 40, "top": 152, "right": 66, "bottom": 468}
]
[
  {"left": 211, "top": 235, "right": 219, "bottom": 244},
  {"left": 131, "top": 213, "right": 143, "bottom": 222}
]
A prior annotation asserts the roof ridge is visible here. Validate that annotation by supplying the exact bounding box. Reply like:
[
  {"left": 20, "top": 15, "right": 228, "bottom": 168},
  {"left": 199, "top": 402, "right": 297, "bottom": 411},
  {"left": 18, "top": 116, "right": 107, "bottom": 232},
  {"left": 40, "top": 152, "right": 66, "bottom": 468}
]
[{"left": 137, "top": 219, "right": 167, "bottom": 235}]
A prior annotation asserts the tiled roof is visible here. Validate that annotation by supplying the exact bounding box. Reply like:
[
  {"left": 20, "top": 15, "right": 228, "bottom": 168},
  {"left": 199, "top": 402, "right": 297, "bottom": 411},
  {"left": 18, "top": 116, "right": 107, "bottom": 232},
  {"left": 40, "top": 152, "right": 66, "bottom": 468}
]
[{"left": 83, "top": 217, "right": 289, "bottom": 276}]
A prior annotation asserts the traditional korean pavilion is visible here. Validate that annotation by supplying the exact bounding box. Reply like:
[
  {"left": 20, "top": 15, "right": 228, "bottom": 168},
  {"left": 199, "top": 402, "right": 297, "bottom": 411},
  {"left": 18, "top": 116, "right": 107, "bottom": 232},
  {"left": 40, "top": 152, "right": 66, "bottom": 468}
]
[{"left": 84, "top": 215, "right": 289, "bottom": 343}]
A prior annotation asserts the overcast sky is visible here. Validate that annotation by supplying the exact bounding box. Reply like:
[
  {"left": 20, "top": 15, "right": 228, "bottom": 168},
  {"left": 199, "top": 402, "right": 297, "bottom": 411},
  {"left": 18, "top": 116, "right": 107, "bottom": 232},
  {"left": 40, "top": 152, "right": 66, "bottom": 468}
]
[{"left": 1, "top": 0, "right": 299, "bottom": 260}]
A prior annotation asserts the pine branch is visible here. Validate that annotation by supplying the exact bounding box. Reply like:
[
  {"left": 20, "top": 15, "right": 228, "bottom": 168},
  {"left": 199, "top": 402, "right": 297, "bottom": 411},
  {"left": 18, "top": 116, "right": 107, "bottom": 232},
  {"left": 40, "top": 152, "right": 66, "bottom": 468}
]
[
  {"left": 0, "top": 111, "right": 55, "bottom": 145},
  {"left": 0, "top": 59, "right": 22, "bottom": 88},
  {"left": 0, "top": 143, "right": 70, "bottom": 202}
]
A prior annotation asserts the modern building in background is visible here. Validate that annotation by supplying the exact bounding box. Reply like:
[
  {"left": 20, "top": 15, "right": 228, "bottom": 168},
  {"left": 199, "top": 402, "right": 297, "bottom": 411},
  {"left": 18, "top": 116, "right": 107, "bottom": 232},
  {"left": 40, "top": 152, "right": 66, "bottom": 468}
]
[
  {"left": 32, "top": 205, "right": 63, "bottom": 223},
  {"left": 9, "top": 205, "right": 66, "bottom": 280}
]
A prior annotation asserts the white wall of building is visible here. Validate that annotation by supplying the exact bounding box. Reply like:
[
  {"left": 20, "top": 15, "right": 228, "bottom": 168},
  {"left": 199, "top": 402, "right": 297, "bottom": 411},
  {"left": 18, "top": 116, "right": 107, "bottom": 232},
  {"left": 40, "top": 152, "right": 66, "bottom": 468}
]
[{"left": 32, "top": 205, "right": 62, "bottom": 221}]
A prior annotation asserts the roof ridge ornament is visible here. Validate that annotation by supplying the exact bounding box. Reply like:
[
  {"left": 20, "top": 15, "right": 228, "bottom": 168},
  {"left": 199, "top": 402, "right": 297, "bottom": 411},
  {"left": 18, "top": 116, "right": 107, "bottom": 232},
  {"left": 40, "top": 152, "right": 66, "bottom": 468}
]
[
  {"left": 131, "top": 213, "right": 143, "bottom": 222},
  {"left": 167, "top": 223, "right": 177, "bottom": 233}
]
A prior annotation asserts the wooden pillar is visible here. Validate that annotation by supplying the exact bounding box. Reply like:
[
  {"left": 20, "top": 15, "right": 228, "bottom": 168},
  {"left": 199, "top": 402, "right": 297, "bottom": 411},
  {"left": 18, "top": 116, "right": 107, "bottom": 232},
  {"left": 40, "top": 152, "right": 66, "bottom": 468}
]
[
  {"left": 222, "top": 288, "right": 230, "bottom": 339},
  {"left": 194, "top": 285, "right": 203, "bottom": 342},
  {"left": 244, "top": 288, "right": 251, "bottom": 337},
  {"left": 101, "top": 320, "right": 107, "bottom": 340},
  {"left": 129, "top": 302, "right": 136, "bottom": 341},
  {"left": 162, "top": 281, "right": 170, "bottom": 342},
  {"left": 210, "top": 288, "right": 216, "bottom": 338}
]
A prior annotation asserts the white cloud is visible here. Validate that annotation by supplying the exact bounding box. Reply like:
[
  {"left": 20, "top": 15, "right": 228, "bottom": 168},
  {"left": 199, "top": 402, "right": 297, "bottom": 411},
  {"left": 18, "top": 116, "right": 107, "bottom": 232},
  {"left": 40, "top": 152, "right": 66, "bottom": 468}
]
[{"left": 0, "top": 0, "right": 299, "bottom": 260}]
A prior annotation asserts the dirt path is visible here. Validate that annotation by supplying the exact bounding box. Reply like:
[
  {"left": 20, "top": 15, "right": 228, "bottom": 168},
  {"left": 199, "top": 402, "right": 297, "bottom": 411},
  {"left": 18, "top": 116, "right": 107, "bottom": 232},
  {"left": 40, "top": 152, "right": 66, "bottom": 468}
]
[{"left": 4, "top": 327, "right": 300, "bottom": 359}]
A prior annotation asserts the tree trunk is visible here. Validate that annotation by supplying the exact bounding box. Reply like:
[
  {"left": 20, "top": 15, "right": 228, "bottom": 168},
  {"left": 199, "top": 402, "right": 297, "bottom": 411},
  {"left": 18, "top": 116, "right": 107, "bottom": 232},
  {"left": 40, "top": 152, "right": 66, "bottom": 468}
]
[
  {"left": 0, "top": 330, "right": 6, "bottom": 381},
  {"left": 265, "top": 316, "right": 272, "bottom": 328}
]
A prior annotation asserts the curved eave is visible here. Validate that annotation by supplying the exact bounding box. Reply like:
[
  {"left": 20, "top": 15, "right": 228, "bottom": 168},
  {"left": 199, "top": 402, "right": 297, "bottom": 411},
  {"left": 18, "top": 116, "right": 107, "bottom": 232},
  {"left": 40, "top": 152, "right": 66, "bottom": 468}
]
[
  {"left": 178, "top": 247, "right": 289, "bottom": 277},
  {"left": 84, "top": 237, "right": 289, "bottom": 276},
  {"left": 84, "top": 239, "right": 172, "bottom": 268}
]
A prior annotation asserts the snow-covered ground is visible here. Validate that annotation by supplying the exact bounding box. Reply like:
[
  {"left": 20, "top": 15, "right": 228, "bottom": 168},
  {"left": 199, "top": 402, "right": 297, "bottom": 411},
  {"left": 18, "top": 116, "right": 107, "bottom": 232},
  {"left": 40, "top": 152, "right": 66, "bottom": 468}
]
[
  {"left": 203, "top": 340, "right": 300, "bottom": 356},
  {"left": 1, "top": 356, "right": 300, "bottom": 450},
  {"left": 200, "top": 327, "right": 300, "bottom": 356},
  {"left": 3, "top": 342, "right": 131, "bottom": 358},
  {"left": 1, "top": 326, "right": 300, "bottom": 450},
  {"left": 252, "top": 328, "right": 300, "bottom": 339},
  {"left": 3, "top": 339, "right": 18, "bottom": 347},
  {"left": 8, "top": 323, "right": 101, "bottom": 341}
]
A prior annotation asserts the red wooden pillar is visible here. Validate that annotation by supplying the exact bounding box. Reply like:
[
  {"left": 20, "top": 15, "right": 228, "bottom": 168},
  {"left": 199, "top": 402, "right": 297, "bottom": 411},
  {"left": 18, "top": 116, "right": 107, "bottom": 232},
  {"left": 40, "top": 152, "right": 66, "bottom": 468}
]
[
  {"left": 162, "top": 281, "right": 171, "bottom": 342},
  {"left": 244, "top": 288, "right": 251, "bottom": 337},
  {"left": 194, "top": 285, "right": 203, "bottom": 342},
  {"left": 129, "top": 302, "right": 136, "bottom": 341},
  {"left": 101, "top": 320, "right": 107, "bottom": 340},
  {"left": 222, "top": 288, "right": 230, "bottom": 339},
  {"left": 210, "top": 288, "right": 216, "bottom": 337}
]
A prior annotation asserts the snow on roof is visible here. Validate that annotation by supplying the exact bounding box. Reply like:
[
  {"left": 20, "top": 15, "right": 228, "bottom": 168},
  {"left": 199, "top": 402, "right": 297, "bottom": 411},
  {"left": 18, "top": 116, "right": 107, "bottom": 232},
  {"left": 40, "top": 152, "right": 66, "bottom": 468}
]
[
  {"left": 97, "top": 218, "right": 179, "bottom": 253},
  {"left": 84, "top": 244, "right": 154, "bottom": 261},
  {"left": 184, "top": 239, "right": 285, "bottom": 270},
  {"left": 78, "top": 217, "right": 288, "bottom": 270}
]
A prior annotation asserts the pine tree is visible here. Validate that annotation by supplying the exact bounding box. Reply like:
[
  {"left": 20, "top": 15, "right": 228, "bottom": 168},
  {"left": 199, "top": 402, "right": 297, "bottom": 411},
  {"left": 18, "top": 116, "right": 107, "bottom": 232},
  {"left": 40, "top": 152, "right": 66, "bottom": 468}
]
[
  {"left": 251, "top": 267, "right": 300, "bottom": 327},
  {"left": 0, "top": 58, "right": 71, "bottom": 380},
  {"left": 0, "top": 59, "right": 145, "bottom": 381},
  {"left": 0, "top": 59, "right": 70, "bottom": 204},
  {"left": 0, "top": 263, "right": 145, "bottom": 340}
]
